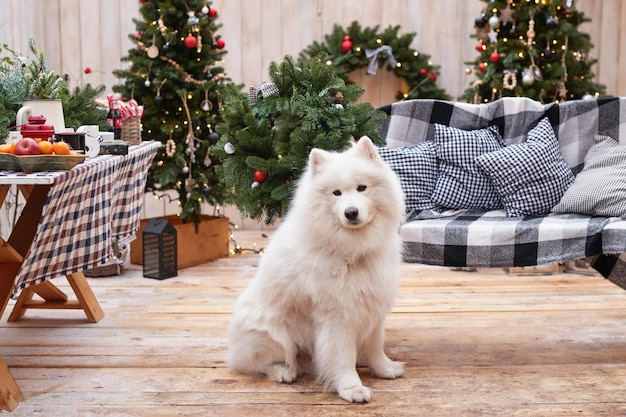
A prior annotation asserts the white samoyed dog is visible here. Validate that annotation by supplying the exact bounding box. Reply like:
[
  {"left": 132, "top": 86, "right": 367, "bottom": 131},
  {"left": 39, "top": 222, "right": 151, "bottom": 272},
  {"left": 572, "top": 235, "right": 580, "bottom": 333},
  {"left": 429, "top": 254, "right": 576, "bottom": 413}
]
[{"left": 227, "top": 136, "right": 405, "bottom": 403}]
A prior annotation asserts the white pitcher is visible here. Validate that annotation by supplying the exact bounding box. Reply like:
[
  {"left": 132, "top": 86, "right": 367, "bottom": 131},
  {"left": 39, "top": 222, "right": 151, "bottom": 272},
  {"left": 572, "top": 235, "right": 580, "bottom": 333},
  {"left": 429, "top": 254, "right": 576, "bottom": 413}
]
[{"left": 16, "top": 99, "right": 66, "bottom": 132}]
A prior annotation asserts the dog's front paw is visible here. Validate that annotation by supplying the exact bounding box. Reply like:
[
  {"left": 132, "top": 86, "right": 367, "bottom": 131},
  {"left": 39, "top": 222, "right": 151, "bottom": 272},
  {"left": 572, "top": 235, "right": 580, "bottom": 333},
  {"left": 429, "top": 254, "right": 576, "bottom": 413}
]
[
  {"left": 266, "top": 363, "right": 297, "bottom": 383},
  {"left": 337, "top": 384, "right": 371, "bottom": 403},
  {"left": 371, "top": 360, "right": 404, "bottom": 379}
]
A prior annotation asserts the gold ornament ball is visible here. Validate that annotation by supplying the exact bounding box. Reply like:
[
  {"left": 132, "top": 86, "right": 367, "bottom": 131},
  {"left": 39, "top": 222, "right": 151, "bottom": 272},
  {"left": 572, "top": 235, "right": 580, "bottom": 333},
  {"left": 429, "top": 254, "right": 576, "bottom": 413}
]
[{"left": 465, "top": 67, "right": 473, "bottom": 75}]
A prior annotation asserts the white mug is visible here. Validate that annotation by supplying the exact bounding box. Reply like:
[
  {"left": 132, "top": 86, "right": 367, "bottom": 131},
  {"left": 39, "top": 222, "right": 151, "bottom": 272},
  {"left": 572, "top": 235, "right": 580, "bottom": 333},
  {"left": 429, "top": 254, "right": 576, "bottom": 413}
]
[{"left": 84, "top": 134, "right": 100, "bottom": 157}]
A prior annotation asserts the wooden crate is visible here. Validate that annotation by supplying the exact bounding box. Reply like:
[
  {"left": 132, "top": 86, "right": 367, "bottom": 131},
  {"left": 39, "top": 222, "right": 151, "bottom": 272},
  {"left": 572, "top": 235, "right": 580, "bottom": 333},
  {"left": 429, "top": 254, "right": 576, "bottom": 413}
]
[{"left": 130, "top": 215, "right": 229, "bottom": 269}]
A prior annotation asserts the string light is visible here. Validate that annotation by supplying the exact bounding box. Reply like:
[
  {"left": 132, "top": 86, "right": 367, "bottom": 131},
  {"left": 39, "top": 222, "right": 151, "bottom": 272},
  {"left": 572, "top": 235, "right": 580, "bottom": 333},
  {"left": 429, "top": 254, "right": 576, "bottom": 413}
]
[{"left": 229, "top": 224, "right": 266, "bottom": 255}]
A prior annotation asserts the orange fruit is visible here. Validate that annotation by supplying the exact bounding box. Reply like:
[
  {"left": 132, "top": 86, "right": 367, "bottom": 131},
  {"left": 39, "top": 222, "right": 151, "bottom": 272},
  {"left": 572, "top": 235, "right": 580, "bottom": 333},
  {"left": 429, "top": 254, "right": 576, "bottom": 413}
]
[
  {"left": 0, "top": 143, "right": 11, "bottom": 153},
  {"left": 52, "top": 141, "right": 71, "bottom": 155},
  {"left": 38, "top": 140, "right": 54, "bottom": 154},
  {"left": 9, "top": 142, "right": 17, "bottom": 153}
]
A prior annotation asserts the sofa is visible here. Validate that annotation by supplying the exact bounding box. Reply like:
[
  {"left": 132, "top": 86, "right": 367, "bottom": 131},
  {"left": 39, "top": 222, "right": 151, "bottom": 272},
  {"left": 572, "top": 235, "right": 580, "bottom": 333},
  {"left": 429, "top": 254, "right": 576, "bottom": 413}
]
[{"left": 378, "top": 97, "right": 626, "bottom": 291}]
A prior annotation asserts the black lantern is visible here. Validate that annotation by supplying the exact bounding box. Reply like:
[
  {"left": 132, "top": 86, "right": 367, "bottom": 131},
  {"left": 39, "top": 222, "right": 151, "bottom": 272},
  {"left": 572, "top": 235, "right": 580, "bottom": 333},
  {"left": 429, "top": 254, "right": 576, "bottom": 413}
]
[{"left": 142, "top": 218, "right": 178, "bottom": 279}]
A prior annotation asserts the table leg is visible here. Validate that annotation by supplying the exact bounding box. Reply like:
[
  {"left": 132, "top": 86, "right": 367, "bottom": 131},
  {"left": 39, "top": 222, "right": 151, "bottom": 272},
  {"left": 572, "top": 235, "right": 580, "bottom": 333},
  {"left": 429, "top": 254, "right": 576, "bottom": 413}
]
[
  {"left": 0, "top": 186, "right": 24, "bottom": 411},
  {"left": 8, "top": 276, "right": 104, "bottom": 323},
  {"left": 67, "top": 272, "right": 105, "bottom": 323},
  {"left": 0, "top": 356, "right": 23, "bottom": 411}
]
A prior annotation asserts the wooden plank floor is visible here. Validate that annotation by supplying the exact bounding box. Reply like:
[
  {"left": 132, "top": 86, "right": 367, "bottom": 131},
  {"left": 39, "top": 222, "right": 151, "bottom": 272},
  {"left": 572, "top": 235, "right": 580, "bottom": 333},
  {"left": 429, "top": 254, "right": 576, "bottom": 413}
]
[{"left": 3, "top": 230, "right": 626, "bottom": 416}]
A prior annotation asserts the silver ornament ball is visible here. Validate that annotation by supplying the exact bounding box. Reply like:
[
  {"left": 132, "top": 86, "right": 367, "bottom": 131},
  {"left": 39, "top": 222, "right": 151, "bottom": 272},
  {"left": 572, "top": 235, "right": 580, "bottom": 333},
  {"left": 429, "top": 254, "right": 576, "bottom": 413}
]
[{"left": 224, "top": 142, "right": 235, "bottom": 154}]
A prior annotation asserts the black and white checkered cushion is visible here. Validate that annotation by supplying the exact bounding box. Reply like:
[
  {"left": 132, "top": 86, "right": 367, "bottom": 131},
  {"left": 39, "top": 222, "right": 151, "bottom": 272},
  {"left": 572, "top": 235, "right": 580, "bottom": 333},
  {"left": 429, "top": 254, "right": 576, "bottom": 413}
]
[
  {"left": 431, "top": 124, "right": 504, "bottom": 210},
  {"left": 476, "top": 117, "right": 575, "bottom": 217},
  {"left": 553, "top": 135, "right": 626, "bottom": 218},
  {"left": 377, "top": 142, "right": 437, "bottom": 213},
  {"left": 379, "top": 97, "right": 626, "bottom": 290}
]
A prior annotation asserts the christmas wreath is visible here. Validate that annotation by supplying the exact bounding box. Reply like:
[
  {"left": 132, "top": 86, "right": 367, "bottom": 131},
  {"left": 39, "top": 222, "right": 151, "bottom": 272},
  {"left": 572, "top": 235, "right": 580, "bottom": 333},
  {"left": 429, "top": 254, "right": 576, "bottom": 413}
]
[
  {"left": 299, "top": 21, "right": 450, "bottom": 101},
  {"left": 213, "top": 54, "right": 386, "bottom": 224}
]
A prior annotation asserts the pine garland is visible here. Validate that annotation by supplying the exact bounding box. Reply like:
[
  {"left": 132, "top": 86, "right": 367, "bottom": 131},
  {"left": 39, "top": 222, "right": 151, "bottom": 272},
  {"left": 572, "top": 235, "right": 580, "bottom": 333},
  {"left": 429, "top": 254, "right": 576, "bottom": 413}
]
[
  {"left": 213, "top": 54, "right": 386, "bottom": 224},
  {"left": 0, "top": 39, "right": 107, "bottom": 140}
]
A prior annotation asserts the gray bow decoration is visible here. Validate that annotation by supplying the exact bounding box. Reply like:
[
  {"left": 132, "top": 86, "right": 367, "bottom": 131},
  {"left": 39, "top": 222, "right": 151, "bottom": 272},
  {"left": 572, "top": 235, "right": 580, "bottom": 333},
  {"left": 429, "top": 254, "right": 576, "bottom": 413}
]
[
  {"left": 248, "top": 80, "right": 279, "bottom": 104},
  {"left": 364, "top": 45, "right": 397, "bottom": 75}
]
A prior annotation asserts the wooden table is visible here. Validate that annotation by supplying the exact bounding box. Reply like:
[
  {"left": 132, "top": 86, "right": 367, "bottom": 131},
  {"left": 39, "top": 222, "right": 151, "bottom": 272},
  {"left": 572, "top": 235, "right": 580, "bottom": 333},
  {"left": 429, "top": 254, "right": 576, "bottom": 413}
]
[{"left": 0, "top": 141, "right": 160, "bottom": 411}]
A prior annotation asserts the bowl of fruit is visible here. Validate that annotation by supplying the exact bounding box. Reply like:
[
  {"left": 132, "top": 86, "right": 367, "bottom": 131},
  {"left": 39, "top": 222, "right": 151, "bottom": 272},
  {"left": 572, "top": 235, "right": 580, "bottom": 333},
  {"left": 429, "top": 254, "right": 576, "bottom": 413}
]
[{"left": 0, "top": 137, "right": 88, "bottom": 173}]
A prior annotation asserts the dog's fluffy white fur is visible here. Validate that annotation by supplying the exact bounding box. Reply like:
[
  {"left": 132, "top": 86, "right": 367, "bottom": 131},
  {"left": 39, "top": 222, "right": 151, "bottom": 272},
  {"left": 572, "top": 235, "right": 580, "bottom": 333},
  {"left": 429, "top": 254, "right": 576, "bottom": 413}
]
[{"left": 227, "top": 137, "right": 405, "bottom": 403}]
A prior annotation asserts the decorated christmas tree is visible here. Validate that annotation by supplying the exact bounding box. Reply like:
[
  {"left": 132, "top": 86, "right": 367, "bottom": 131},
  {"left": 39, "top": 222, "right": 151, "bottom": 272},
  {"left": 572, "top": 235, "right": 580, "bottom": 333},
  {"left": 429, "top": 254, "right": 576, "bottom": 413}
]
[
  {"left": 213, "top": 54, "right": 386, "bottom": 224},
  {"left": 461, "top": 0, "right": 606, "bottom": 103},
  {"left": 113, "top": 0, "right": 234, "bottom": 225},
  {"left": 300, "top": 21, "right": 449, "bottom": 101}
]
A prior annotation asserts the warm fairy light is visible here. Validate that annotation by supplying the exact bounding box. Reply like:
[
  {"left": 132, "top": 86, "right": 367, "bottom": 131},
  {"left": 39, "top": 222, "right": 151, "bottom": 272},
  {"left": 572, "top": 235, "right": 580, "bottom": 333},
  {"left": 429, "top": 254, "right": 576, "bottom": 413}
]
[{"left": 413, "top": 51, "right": 419, "bottom": 57}]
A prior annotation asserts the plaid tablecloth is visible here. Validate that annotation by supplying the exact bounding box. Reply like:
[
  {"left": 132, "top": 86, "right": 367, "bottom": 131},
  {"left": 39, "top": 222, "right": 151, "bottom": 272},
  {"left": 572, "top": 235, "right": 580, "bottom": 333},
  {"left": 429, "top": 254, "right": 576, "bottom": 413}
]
[{"left": 1, "top": 141, "right": 161, "bottom": 296}]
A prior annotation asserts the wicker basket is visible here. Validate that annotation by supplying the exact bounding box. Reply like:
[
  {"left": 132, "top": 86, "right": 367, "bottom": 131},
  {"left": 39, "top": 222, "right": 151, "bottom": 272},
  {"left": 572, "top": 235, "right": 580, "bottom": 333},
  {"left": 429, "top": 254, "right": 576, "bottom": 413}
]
[
  {"left": 121, "top": 117, "right": 142, "bottom": 145},
  {"left": 84, "top": 241, "right": 128, "bottom": 277}
]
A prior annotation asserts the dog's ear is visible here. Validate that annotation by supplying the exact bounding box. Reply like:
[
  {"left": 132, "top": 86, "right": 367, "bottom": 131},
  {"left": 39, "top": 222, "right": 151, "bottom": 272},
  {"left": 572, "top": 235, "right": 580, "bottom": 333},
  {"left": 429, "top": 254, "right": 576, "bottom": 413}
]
[
  {"left": 309, "top": 148, "right": 329, "bottom": 175},
  {"left": 354, "top": 136, "right": 381, "bottom": 160}
]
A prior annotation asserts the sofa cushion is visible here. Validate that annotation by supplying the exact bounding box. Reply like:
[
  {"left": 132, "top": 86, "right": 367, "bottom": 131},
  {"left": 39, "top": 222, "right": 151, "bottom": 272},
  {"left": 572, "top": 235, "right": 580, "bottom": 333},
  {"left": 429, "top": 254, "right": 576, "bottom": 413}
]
[
  {"left": 553, "top": 135, "right": 626, "bottom": 218},
  {"left": 377, "top": 141, "right": 437, "bottom": 213},
  {"left": 431, "top": 124, "right": 504, "bottom": 210},
  {"left": 475, "top": 117, "right": 575, "bottom": 217}
]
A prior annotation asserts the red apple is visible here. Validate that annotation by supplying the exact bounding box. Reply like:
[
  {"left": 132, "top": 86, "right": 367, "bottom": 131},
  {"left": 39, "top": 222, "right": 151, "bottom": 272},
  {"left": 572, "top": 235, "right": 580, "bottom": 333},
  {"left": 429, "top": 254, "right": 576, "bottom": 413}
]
[{"left": 13, "top": 137, "right": 41, "bottom": 155}]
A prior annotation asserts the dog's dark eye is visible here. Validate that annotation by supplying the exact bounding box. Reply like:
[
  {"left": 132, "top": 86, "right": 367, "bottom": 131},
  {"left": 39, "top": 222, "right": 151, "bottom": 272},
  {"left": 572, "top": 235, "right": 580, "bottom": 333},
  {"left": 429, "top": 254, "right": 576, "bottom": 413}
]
[
  {"left": 333, "top": 190, "right": 341, "bottom": 196},
  {"left": 357, "top": 185, "right": 367, "bottom": 192}
]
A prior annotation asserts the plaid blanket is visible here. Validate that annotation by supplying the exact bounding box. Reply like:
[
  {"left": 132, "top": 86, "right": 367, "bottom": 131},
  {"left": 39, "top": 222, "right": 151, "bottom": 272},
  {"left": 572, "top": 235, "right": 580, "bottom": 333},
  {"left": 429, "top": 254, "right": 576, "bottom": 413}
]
[{"left": 381, "top": 97, "right": 626, "bottom": 290}]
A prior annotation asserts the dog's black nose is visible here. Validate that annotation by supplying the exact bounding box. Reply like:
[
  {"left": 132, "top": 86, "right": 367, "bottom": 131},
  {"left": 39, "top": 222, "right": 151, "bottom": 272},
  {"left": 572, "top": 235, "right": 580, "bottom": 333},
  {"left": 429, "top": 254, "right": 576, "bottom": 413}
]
[{"left": 344, "top": 207, "right": 359, "bottom": 220}]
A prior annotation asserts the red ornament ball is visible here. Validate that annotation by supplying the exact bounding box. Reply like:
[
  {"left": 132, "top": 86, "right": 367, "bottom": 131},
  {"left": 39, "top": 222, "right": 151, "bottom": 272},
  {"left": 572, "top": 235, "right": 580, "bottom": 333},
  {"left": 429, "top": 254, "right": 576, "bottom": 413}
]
[
  {"left": 184, "top": 35, "right": 197, "bottom": 49},
  {"left": 140, "top": 0, "right": 148, "bottom": 2},
  {"left": 340, "top": 35, "right": 353, "bottom": 53},
  {"left": 476, "top": 42, "right": 484, "bottom": 52},
  {"left": 253, "top": 171, "right": 268, "bottom": 183},
  {"left": 429, "top": 72, "right": 438, "bottom": 81},
  {"left": 490, "top": 51, "right": 501, "bottom": 63},
  {"left": 478, "top": 62, "right": 486, "bottom": 72},
  {"left": 83, "top": 66, "right": 92, "bottom": 74},
  {"left": 208, "top": 7, "right": 218, "bottom": 17},
  {"left": 215, "top": 38, "right": 226, "bottom": 49}
]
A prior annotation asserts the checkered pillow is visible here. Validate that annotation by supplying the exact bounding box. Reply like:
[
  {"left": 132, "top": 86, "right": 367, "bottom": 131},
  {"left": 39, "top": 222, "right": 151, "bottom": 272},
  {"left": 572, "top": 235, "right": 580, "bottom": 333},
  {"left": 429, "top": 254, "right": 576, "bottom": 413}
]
[
  {"left": 476, "top": 117, "right": 575, "bottom": 217},
  {"left": 431, "top": 124, "right": 504, "bottom": 210},
  {"left": 553, "top": 135, "right": 626, "bottom": 218},
  {"left": 377, "top": 141, "right": 438, "bottom": 213}
]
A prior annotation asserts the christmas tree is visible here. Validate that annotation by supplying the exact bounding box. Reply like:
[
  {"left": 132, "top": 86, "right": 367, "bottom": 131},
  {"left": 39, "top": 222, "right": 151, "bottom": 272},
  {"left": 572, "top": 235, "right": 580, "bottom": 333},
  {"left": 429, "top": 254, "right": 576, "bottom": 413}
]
[
  {"left": 113, "top": 0, "right": 234, "bottom": 225},
  {"left": 461, "top": 0, "right": 606, "bottom": 103},
  {"left": 213, "top": 55, "right": 386, "bottom": 224},
  {"left": 300, "top": 21, "right": 449, "bottom": 101}
]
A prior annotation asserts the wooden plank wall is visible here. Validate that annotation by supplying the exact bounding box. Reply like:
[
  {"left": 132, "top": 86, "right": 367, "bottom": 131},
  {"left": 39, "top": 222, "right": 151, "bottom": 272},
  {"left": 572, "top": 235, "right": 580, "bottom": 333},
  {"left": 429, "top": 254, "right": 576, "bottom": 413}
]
[{"left": 1, "top": 0, "right": 625, "bottom": 229}]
